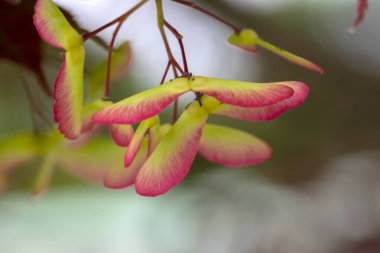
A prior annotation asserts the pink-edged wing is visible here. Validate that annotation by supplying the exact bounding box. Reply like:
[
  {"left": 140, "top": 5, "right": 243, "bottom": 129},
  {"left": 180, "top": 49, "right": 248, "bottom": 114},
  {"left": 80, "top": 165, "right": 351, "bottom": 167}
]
[
  {"left": 53, "top": 46, "right": 85, "bottom": 139},
  {"left": 93, "top": 78, "right": 190, "bottom": 124},
  {"left": 104, "top": 138, "right": 148, "bottom": 189},
  {"left": 109, "top": 124, "right": 134, "bottom": 147},
  {"left": 209, "top": 81, "right": 309, "bottom": 121},
  {"left": 198, "top": 124, "right": 272, "bottom": 167},
  {"left": 33, "top": 0, "right": 82, "bottom": 49},
  {"left": 135, "top": 101, "right": 208, "bottom": 197},
  {"left": 191, "top": 76, "right": 294, "bottom": 108},
  {"left": 124, "top": 117, "right": 159, "bottom": 167}
]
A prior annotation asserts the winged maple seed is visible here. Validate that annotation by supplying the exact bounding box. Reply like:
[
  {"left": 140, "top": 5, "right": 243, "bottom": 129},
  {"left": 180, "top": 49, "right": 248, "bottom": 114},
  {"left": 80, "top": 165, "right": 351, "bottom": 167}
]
[
  {"left": 33, "top": 0, "right": 85, "bottom": 139},
  {"left": 29, "top": 0, "right": 323, "bottom": 196},
  {"left": 228, "top": 29, "right": 323, "bottom": 74},
  {"left": 92, "top": 77, "right": 309, "bottom": 196}
]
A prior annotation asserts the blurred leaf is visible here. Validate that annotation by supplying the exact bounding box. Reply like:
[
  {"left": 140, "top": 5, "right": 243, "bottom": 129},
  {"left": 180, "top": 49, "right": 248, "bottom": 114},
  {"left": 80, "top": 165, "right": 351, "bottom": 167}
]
[
  {"left": 89, "top": 42, "right": 131, "bottom": 99},
  {"left": 0, "top": 132, "right": 41, "bottom": 191},
  {"left": 0, "top": 0, "right": 51, "bottom": 95},
  {"left": 32, "top": 150, "right": 56, "bottom": 195},
  {"left": 0, "top": 133, "right": 41, "bottom": 173},
  {"left": 56, "top": 137, "right": 125, "bottom": 182}
]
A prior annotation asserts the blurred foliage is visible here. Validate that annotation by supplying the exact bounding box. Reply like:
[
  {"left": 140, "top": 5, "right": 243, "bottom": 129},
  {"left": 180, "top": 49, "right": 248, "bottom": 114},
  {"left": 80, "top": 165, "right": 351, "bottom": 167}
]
[{"left": 0, "top": 0, "right": 51, "bottom": 95}]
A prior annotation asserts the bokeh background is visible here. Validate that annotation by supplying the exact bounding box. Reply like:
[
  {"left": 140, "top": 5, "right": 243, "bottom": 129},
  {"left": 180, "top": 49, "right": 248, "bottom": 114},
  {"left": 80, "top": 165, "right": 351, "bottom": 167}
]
[{"left": 1, "top": 0, "right": 380, "bottom": 252}]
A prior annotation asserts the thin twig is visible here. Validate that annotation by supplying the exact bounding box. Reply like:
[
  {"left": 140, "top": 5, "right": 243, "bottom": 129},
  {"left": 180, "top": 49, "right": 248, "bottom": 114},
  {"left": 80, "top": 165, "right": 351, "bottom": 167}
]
[
  {"left": 103, "top": 20, "right": 124, "bottom": 100},
  {"left": 172, "top": 100, "right": 179, "bottom": 123},
  {"left": 82, "top": 0, "right": 148, "bottom": 42},
  {"left": 171, "top": 58, "right": 180, "bottom": 124},
  {"left": 156, "top": 0, "right": 185, "bottom": 76},
  {"left": 160, "top": 61, "right": 172, "bottom": 84},
  {"left": 164, "top": 20, "right": 189, "bottom": 74},
  {"left": 156, "top": 0, "right": 188, "bottom": 123}
]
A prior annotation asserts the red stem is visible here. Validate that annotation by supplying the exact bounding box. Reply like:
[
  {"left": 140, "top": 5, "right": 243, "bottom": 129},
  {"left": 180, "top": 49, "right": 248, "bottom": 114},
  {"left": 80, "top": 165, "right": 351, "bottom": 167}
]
[
  {"left": 160, "top": 61, "right": 172, "bottom": 84},
  {"left": 156, "top": 0, "right": 185, "bottom": 76},
  {"left": 171, "top": 57, "right": 180, "bottom": 124},
  {"left": 164, "top": 20, "right": 189, "bottom": 74},
  {"left": 172, "top": 99, "right": 179, "bottom": 123},
  {"left": 163, "top": 21, "right": 186, "bottom": 123},
  {"left": 158, "top": 25, "right": 184, "bottom": 75},
  {"left": 82, "top": 0, "right": 148, "bottom": 42},
  {"left": 103, "top": 21, "right": 124, "bottom": 100}
]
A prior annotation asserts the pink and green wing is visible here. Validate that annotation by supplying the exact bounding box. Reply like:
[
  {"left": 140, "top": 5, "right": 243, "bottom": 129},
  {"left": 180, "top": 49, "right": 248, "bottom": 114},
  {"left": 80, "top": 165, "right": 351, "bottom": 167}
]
[
  {"left": 92, "top": 78, "right": 190, "bottom": 124},
  {"left": 103, "top": 138, "right": 148, "bottom": 189},
  {"left": 34, "top": 0, "right": 85, "bottom": 139},
  {"left": 148, "top": 123, "right": 161, "bottom": 155},
  {"left": 54, "top": 46, "right": 85, "bottom": 139},
  {"left": 207, "top": 81, "right": 309, "bottom": 121},
  {"left": 159, "top": 123, "right": 172, "bottom": 137},
  {"left": 56, "top": 137, "right": 125, "bottom": 182},
  {"left": 33, "top": 0, "right": 82, "bottom": 49},
  {"left": 81, "top": 100, "right": 113, "bottom": 133},
  {"left": 198, "top": 124, "right": 272, "bottom": 167},
  {"left": 191, "top": 76, "right": 294, "bottom": 108},
  {"left": 124, "top": 117, "right": 159, "bottom": 167},
  {"left": 108, "top": 124, "right": 134, "bottom": 147},
  {"left": 135, "top": 101, "right": 209, "bottom": 197},
  {"left": 104, "top": 124, "right": 173, "bottom": 189}
]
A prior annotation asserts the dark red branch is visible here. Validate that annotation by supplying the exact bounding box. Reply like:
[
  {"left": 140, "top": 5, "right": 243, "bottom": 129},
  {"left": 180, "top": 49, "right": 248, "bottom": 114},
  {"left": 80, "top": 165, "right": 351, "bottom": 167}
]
[
  {"left": 164, "top": 20, "right": 189, "bottom": 74},
  {"left": 103, "top": 20, "right": 124, "bottom": 100},
  {"left": 160, "top": 61, "right": 172, "bottom": 84},
  {"left": 82, "top": 0, "right": 148, "bottom": 42}
]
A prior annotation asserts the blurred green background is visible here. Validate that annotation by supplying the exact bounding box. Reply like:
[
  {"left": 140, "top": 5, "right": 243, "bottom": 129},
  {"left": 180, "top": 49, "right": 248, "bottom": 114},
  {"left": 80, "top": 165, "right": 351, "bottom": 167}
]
[{"left": 1, "top": 0, "right": 380, "bottom": 252}]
